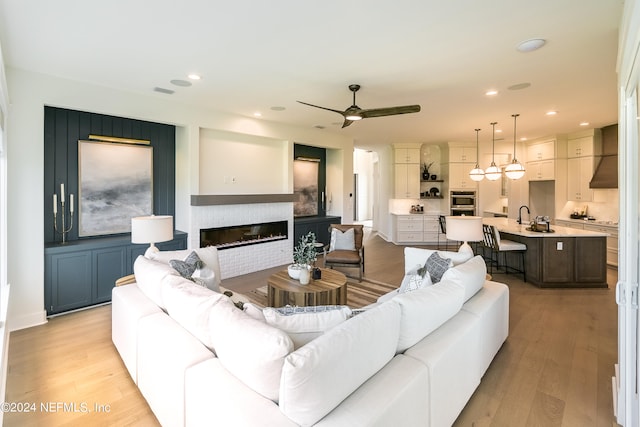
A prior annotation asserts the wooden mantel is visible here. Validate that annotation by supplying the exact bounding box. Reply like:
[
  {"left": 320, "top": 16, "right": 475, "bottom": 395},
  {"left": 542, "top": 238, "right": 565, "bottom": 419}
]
[{"left": 190, "top": 194, "right": 295, "bottom": 206}]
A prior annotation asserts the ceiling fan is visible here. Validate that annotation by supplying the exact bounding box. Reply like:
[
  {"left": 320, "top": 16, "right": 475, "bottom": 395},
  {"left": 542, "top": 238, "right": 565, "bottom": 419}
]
[{"left": 297, "top": 84, "right": 421, "bottom": 128}]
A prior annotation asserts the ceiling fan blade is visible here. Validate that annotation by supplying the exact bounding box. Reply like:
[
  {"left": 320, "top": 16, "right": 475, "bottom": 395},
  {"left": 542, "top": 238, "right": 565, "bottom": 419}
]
[
  {"left": 296, "top": 100, "right": 344, "bottom": 115},
  {"left": 360, "top": 105, "right": 421, "bottom": 118},
  {"left": 341, "top": 119, "right": 354, "bottom": 128}
]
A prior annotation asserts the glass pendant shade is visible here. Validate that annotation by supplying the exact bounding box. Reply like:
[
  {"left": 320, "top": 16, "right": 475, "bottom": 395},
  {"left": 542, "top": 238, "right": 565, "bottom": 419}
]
[
  {"left": 485, "top": 162, "right": 502, "bottom": 181},
  {"left": 468, "top": 128, "right": 484, "bottom": 181},
  {"left": 506, "top": 113, "right": 525, "bottom": 180},
  {"left": 469, "top": 166, "right": 485, "bottom": 181},
  {"left": 505, "top": 160, "right": 526, "bottom": 179}
]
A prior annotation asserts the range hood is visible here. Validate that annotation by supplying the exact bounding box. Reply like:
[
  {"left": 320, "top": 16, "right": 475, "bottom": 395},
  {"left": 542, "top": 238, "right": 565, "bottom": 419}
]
[
  {"left": 589, "top": 154, "right": 618, "bottom": 188},
  {"left": 589, "top": 124, "right": 618, "bottom": 189}
]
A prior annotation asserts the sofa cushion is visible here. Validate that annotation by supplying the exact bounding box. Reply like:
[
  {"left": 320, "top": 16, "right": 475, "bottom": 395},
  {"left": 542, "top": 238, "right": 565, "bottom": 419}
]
[
  {"left": 161, "top": 274, "right": 226, "bottom": 351},
  {"left": 279, "top": 300, "right": 401, "bottom": 426},
  {"left": 133, "top": 255, "right": 179, "bottom": 309},
  {"left": 441, "top": 255, "right": 487, "bottom": 302},
  {"left": 208, "top": 298, "right": 293, "bottom": 402},
  {"left": 147, "top": 246, "right": 221, "bottom": 292},
  {"left": 263, "top": 305, "right": 352, "bottom": 349},
  {"left": 393, "top": 279, "right": 465, "bottom": 353}
]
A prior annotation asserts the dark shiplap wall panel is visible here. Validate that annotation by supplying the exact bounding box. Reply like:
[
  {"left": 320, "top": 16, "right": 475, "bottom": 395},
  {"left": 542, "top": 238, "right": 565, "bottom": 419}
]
[{"left": 44, "top": 107, "right": 176, "bottom": 244}]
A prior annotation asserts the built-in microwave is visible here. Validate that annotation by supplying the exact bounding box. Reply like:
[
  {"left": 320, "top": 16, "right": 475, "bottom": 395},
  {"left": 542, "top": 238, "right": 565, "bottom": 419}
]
[{"left": 451, "top": 191, "right": 476, "bottom": 207}]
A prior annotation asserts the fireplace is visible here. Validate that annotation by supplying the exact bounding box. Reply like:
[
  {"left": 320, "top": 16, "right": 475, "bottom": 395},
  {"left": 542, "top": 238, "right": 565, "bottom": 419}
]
[{"left": 200, "top": 220, "right": 288, "bottom": 250}]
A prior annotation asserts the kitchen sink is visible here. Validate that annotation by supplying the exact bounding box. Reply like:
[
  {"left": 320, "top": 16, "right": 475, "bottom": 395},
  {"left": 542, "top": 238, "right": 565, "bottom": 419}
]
[{"left": 525, "top": 227, "right": 555, "bottom": 233}]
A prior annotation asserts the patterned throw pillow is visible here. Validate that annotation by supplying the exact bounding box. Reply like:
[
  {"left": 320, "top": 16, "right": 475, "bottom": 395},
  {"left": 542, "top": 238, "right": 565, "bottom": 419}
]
[
  {"left": 169, "top": 251, "right": 203, "bottom": 281},
  {"left": 398, "top": 265, "right": 433, "bottom": 293},
  {"left": 425, "top": 252, "right": 452, "bottom": 284},
  {"left": 329, "top": 228, "right": 356, "bottom": 251}
]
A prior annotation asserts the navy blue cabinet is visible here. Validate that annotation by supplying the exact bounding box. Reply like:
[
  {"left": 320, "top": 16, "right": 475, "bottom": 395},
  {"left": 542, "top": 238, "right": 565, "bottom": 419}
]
[
  {"left": 293, "top": 216, "right": 341, "bottom": 247},
  {"left": 44, "top": 231, "right": 187, "bottom": 315}
]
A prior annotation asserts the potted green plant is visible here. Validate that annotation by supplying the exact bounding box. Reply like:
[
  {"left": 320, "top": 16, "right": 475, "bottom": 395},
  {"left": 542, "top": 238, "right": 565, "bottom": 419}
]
[{"left": 289, "top": 231, "right": 318, "bottom": 284}]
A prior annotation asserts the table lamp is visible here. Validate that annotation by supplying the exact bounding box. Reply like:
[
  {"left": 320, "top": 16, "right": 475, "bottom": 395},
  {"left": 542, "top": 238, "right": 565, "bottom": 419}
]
[
  {"left": 445, "top": 216, "right": 483, "bottom": 255},
  {"left": 131, "top": 215, "right": 174, "bottom": 254}
]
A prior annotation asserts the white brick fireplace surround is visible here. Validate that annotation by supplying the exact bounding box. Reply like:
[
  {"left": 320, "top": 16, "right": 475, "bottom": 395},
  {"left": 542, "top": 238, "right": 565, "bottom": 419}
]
[{"left": 189, "top": 195, "right": 294, "bottom": 279}]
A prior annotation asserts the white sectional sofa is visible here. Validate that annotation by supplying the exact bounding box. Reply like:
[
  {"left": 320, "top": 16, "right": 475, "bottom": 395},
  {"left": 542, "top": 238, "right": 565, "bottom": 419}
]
[{"left": 112, "top": 246, "right": 509, "bottom": 427}]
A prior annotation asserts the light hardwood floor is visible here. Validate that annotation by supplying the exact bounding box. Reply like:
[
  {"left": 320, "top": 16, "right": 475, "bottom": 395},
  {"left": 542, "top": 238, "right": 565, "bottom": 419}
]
[{"left": 5, "top": 230, "right": 620, "bottom": 426}]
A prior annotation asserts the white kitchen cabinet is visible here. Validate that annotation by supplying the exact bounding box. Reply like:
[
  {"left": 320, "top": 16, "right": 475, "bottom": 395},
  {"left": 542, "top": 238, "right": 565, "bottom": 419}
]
[
  {"left": 583, "top": 223, "right": 618, "bottom": 267},
  {"left": 423, "top": 215, "right": 440, "bottom": 242},
  {"left": 395, "top": 163, "right": 420, "bottom": 198},
  {"left": 567, "top": 156, "right": 595, "bottom": 201},
  {"left": 394, "top": 215, "right": 424, "bottom": 243},
  {"left": 448, "top": 163, "right": 477, "bottom": 189},
  {"left": 394, "top": 148, "right": 421, "bottom": 164},
  {"left": 526, "top": 140, "right": 555, "bottom": 161},
  {"left": 526, "top": 159, "right": 555, "bottom": 181},
  {"left": 449, "top": 146, "right": 477, "bottom": 163},
  {"left": 568, "top": 135, "right": 602, "bottom": 158}
]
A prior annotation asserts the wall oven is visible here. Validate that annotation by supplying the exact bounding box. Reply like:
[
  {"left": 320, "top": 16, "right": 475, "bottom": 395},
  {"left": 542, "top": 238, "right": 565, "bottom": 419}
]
[{"left": 450, "top": 191, "right": 476, "bottom": 216}]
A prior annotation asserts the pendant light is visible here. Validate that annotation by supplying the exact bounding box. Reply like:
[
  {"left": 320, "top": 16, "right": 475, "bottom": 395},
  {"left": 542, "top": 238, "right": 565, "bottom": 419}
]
[
  {"left": 469, "top": 128, "right": 485, "bottom": 181},
  {"left": 485, "top": 122, "right": 501, "bottom": 181},
  {"left": 504, "top": 113, "right": 526, "bottom": 180}
]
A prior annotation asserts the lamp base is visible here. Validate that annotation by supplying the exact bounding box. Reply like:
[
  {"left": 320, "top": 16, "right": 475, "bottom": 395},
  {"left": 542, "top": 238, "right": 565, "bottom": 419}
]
[
  {"left": 144, "top": 243, "right": 160, "bottom": 258},
  {"left": 458, "top": 241, "right": 475, "bottom": 256}
]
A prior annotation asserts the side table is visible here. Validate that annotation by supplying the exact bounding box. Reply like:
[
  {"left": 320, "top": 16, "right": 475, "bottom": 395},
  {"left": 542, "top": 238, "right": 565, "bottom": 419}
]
[{"left": 267, "top": 268, "right": 347, "bottom": 307}]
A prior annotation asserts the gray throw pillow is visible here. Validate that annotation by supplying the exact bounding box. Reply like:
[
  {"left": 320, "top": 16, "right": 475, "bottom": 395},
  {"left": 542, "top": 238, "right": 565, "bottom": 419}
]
[
  {"left": 425, "top": 252, "right": 451, "bottom": 284},
  {"left": 169, "top": 251, "right": 203, "bottom": 280}
]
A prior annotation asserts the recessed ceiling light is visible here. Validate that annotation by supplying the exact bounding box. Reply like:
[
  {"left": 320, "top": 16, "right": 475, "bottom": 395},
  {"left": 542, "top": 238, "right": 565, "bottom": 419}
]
[
  {"left": 188, "top": 73, "right": 201, "bottom": 80},
  {"left": 579, "top": 121, "right": 590, "bottom": 126},
  {"left": 270, "top": 106, "right": 286, "bottom": 111},
  {"left": 546, "top": 111, "right": 558, "bottom": 116},
  {"left": 508, "top": 82, "right": 531, "bottom": 91},
  {"left": 496, "top": 129, "right": 503, "bottom": 133},
  {"left": 485, "top": 90, "right": 498, "bottom": 96},
  {"left": 520, "top": 137, "right": 527, "bottom": 141},
  {"left": 170, "top": 79, "right": 192, "bottom": 87},
  {"left": 517, "top": 38, "right": 546, "bottom": 53},
  {"left": 153, "top": 87, "right": 175, "bottom": 94},
  {"left": 253, "top": 112, "right": 262, "bottom": 117}
]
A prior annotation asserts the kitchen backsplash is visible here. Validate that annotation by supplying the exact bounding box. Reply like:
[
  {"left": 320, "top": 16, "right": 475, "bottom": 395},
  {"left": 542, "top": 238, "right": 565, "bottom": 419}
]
[{"left": 559, "top": 189, "right": 619, "bottom": 223}]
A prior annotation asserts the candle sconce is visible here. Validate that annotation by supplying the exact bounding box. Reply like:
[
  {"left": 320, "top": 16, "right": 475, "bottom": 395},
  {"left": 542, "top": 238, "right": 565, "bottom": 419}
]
[{"left": 53, "top": 183, "right": 74, "bottom": 244}]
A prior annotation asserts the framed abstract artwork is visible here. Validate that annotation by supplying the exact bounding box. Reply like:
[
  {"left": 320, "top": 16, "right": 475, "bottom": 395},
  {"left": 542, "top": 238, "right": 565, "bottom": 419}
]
[
  {"left": 78, "top": 140, "right": 153, "bottom": 236},
  {"left": 293, "top": 159, "right": 319, "bottom": 217}
]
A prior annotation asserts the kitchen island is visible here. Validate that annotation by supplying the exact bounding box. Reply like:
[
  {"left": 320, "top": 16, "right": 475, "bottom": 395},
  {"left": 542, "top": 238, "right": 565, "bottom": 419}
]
[{"left": 483, "top": 217, "right": 609, "bottom": 288}]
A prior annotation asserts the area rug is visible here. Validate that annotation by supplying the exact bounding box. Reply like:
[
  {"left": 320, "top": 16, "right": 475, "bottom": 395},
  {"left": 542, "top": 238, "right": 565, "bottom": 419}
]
[{"left": 242, "top": 277, "right": 398, "bottom": 309}]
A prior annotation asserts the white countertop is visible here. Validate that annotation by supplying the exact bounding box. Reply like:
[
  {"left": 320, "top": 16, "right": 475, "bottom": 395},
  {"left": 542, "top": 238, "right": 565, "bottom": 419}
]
[
  {"left": 483, "top": 217, "right": 610, "bottom": 237},
  {"left": 555, "top": 218, "right": 619, "bottom": 229}
]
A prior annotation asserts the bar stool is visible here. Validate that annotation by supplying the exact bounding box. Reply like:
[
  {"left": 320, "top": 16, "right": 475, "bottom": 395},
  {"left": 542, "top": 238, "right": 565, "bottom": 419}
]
[{"left": 482, "top": 224, "right": 526, "bottom": 281}]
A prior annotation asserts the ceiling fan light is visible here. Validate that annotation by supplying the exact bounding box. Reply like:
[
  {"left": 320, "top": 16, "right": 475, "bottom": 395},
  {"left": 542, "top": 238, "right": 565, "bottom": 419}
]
[
  {"left": 505, "top": 160, "right": 526, "bottom": 180},
  {"left": 485, "top": 163, "right": 501, "bottom": 181},
  {"left": 469, "top": 166, "right": 485, "bottom": 182},
  {"left": 345, "top": 114, "right": 362, "bottom": 121}
]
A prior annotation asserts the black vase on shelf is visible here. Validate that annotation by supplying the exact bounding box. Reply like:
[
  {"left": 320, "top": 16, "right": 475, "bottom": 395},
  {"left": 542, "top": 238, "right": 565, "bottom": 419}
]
[
  {"left": 422, "top": 172, "right": 429, "bottom": 180},
  {"left": 430, "top": 174, "right": 437, "bottom": 180}
]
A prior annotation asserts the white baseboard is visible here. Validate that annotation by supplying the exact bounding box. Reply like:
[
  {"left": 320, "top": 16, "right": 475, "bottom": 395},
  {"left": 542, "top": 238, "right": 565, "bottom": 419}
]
[{"left": 8, "top": 308, "right": 47, "bottom": 332}]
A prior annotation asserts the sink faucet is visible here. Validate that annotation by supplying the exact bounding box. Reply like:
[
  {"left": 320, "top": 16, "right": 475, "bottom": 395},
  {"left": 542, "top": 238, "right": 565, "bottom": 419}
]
[{"left": 517, "top": 205, "right": 530, "bottom": 224}]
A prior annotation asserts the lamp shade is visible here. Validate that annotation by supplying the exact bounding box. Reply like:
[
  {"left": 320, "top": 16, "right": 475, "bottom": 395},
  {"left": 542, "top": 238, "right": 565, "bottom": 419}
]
[
  {"left": 131, "top": 215, "right": 173, "bottom": 248},
  {"left": 445, "top": 216, "right": 483, "bottom": 242}
]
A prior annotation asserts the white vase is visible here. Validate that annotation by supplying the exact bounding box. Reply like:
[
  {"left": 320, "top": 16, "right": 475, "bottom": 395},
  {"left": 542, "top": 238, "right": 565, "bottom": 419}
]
[
  {"left": 299, "top": 266, "right": 311, "bottom": 285},
  {"left": 288, "top": 264, "right": 301, "bottom": 279}
]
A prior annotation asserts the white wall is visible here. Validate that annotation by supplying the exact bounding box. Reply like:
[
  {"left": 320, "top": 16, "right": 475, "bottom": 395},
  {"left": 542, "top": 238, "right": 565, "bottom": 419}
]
[{"left": 5, "top": 67, "right": 354, "bottom": 331}]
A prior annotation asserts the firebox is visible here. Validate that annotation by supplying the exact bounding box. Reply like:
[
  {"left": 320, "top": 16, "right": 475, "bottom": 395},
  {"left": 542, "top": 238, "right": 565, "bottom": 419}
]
[{"left": 200, "top": 220, "right": 288, "bottom": 250}]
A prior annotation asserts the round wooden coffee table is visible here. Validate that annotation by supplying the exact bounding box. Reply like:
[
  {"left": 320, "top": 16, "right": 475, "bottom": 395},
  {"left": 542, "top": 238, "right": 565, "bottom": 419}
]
[{"left": 267, "top": 268, "right": 348, "bottom": 307}]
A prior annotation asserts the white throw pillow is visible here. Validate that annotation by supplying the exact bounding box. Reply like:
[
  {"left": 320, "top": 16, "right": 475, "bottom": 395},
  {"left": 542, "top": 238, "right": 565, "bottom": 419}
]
[
  {"left": 440, "top": 255, "right": 487, "bottom": 302},
  {"left": 263, "top": 305, "right": 352, "bottom": 349},
  {"left": 279, "top": 301, "right": 401, "bottom": 426},
  {"left": 208, "top": 299, "right": 293, "bottom": 402},
  {"left": 133, "top": 255, "right": 179, "bottom": 309},
  {"left": 329, "top": 227, "right": 356, "bottom": 251},
  {"left": 393, "top": 279, "right": 465, "bottom": 353}
]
